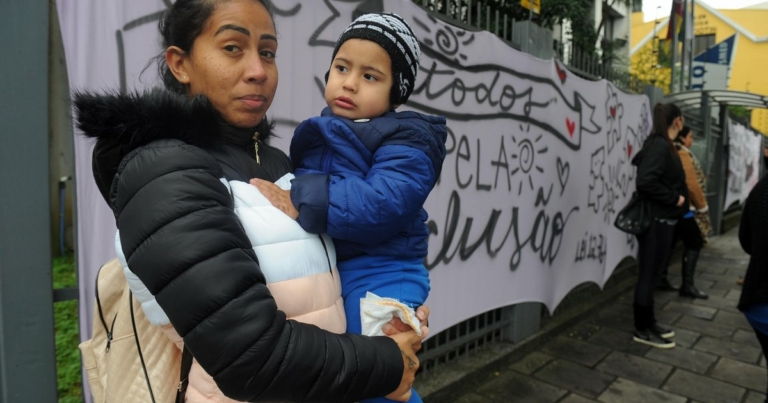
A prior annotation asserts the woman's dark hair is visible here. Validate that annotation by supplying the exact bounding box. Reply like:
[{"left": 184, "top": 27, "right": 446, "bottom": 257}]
[
  {"left": 156, "top": 0, "right": 275, "bottom": 94},
  {"left": 675, "top": 125, "right": 691, "bottom": 144},
  {"left": 650, "top": 103, "right": 680, "bottom": 153}
]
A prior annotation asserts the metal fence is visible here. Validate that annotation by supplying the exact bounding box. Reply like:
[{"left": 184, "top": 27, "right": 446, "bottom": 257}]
[{"left": 417, "top": 0, "right": 648, "bottom": 95}]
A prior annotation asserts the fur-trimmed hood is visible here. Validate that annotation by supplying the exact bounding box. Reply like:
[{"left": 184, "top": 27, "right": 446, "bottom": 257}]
[
  {"left": 73, "top": 88, "right": 277, "bottom": 203},
  {"left": 73, "top": 87, "right": 274, "bottom": 149}
]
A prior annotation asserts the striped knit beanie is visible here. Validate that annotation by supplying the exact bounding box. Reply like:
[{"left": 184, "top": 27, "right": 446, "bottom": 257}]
[{"left": 326, "top": 13, "right": 421, "bottom": 105}]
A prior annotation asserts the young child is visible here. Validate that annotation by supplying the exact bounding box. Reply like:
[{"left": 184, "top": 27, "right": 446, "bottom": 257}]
[{"left": 254, "top": 12, "right": 446, "bottom": 403}]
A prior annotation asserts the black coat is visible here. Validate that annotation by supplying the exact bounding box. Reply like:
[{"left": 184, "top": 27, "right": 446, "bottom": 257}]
[
  {"left": 738, "top": 174, "right": 768, "bottom": 311},
  {"left": 74, "top": 89, "right": 403, "bottom": 402},
  {"left": 632, "top": 135, "right": 689, "bottom": 220}
]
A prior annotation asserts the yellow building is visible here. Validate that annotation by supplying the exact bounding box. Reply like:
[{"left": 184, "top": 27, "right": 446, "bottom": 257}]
[{"left": 630, "top": 1, "right": 768, "bottom": 135}]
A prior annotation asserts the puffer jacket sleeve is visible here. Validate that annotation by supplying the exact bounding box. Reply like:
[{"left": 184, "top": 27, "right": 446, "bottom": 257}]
[
  {"left": 112, "top": 138, "right": 403, "bottom": 402},
  {"left": 297, "top": 138, "right": 436, "bottom": 246}
]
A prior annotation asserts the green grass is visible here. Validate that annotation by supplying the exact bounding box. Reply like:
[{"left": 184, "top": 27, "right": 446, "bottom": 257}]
[{"left": 53, "top": 253, "right": 84, "bottom": 403}]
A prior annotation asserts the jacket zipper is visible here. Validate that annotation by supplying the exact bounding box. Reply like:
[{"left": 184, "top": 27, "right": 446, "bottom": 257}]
[
  {"left": 253, "top": 132, "right": 260, "bottom": 164},
  {"left": 318, "top": 235, "right": 333, "bottom": 275}
]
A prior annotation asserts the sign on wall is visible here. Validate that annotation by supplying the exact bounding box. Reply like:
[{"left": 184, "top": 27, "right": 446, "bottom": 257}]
[
  {"left": 57, "top": 0, "right": 650, "bottom": 341},
  {"left": 690, "top": 34, "right": 736, "bottom": 91}
]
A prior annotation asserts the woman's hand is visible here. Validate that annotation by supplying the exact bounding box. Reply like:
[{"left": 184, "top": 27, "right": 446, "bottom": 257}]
[
  {"left": 381, "top": 305, "right": 430, "bottom": 352},
  {"left": 385, "top": 330, "right": 424, "bottom": 402},
  {"left": 676, "top": 195, "right": 685, "bottom": 207},
  {"left": 250, "top": 179, "right": 299, "bottom": 219}
]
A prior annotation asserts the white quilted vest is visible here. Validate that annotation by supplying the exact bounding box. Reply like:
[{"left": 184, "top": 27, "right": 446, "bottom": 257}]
[{"left": 117, "top": 173, "right": 346, "bottom": 403}]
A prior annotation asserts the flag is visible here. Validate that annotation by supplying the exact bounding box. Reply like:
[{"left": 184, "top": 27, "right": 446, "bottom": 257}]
[{"left": 666, "top": 0, "right": 684, "bottom": 43}]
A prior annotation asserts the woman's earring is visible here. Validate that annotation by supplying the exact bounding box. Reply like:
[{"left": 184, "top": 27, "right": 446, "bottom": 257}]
[{"left": 182, "top": 75, "right": 187, "bottom": 80}]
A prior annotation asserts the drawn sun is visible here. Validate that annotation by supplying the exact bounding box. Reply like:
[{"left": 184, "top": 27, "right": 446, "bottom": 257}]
[{"left": 511, "top": 124, "right": 548, "bottom": 196}]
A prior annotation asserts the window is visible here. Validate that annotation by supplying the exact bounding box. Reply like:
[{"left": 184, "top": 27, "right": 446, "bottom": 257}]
[
  {"left": 694, "top": 34, "right": 715, "bottom": 56},
  {"left": 632, "top": 0, "right": 643, "bottom": 13}
]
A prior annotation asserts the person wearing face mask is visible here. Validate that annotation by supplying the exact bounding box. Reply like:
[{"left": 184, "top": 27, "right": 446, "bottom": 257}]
[
  {"left": 630, "top": 103, "right": 690, "bottom": 349},
  {"left": 72, "top": 1, "right": 428, "bottom": 402}
]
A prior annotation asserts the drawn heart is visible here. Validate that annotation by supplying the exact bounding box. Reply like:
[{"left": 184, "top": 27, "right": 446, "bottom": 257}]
[
  {"left": 565, "top": 118, "right": 576, "bottom": 137},
  {"left": 610, "top": 106, "right": 616, "bottom": 118},
  {"left": 556, "top": 157, "right": 570, "bottom": 195},
  {"left": 555, "top": 62, "right": 567, "bottom": 84},
  {"left": 627, "top": 141, "right": 633, "bottom": 158}
]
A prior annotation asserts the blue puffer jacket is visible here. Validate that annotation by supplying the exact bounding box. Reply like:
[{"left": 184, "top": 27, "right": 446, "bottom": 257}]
[{"left": 290, "top": 107, "right": 447, "bottom": 261}]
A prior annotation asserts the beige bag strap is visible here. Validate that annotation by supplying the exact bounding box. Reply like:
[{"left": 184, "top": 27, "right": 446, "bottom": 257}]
[
  {"left": 130, "top": 290, "right": 157, "bottom": 402},
  {"left": 94, "top": 264, "right": 118, "bottom": 352},
  {"left": 127, "top": 290, "right": 193, "bottom": 403}
]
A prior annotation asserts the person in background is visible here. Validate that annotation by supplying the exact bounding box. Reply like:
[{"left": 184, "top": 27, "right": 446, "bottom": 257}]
[
  {"left": 630, "top": 103, "right": 689, "bottom": 349},
  {"left": 738, "top": 173, "right": 768, "bottom": 403},
  {"left": 656, "top": 126, "right": 709, "bottom": 299},
  {"left": 73, "top": 0, "right": 427, "bottom": 401}
]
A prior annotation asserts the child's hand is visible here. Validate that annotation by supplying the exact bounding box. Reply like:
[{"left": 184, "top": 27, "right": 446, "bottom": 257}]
[
  {"left": 381, "top": 305, "right": 429, "bottom": 352},
  {"left": 250, "top": 178, "right": 299, "bottom": 219}
]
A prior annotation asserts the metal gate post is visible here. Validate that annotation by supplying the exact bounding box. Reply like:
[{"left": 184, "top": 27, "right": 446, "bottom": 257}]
[
  {"left": 713, "top": 105, "right": 730, "bottom": 234},
  {"left": 0, "top": 0, "right": 58, "bottom": 401}
]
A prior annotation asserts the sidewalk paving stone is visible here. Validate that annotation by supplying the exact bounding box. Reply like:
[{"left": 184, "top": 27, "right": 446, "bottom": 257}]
[
  {"left": 656, "top": 309, "right": 683, "bottom": 325},
  {"left": 584, "top": 313, "right": 635, "bottom": 333},
  {"left": 662, "top": 369, "right": 746, "bottom": 403},
  {"left": 746, "top": 391, "right": 767, "bottom": 403},
  {"left": 559, "top": 393, "right": 597, "bottom": 403},
  {"left": 509, "top": 352, "right": 553, "bottom": 375},
  {"left": 724, "top": 267, "right": 749, "bottom": 278},
  {"left": 534, "top": 359, "right": 615, "bottom": 399},
  {"left": 675, "top": 315, "right": 736, "bottom": 339},
  {"left": 700, "top": 288, "right": 731, "bottom": 298},
  {"left": 724, "top": 289, "right": 741, "bottom": 301},
  {"left": 709, "top": 280, "right": 743, "bottom": 291},
  {"left": 693, "top": 336, "right": 762, "bottom": 363},
  {"left": 595, "top": 351, "right": 673, "bottom": 388},
  {"left": 732, "top": 329, "right": 762, "bottom": 348},
  {"left": 662, "top": 300, "right": 717, "bottom": 320},
  {"left": 563, "top": 323, "right": 602, "bottom": 341},
  {"left": 598, "top": 378, "right": 687, "bottom": 403},
  {"left": 713, "top": 310, "right": 753, "bottom": 331},
  {"left": 476, "top": 371, "right": 568, "bottom": 402},
  {"left": 453, "top": 393, "right": 492, "bottom": 403},
  {"left": 698, "top": 273, "right": 744, "bottom": 285},
  {"left": 696, "top": 265, "right": 729, "bottom": 275},
  {"left": 644, "top": 346, "right": 718, "bottom": 374},
  {"left": 540, "top": 336, "right": 611, "bottom": 367},
  {"left": 688, "top": 278, "right": 715, "bottom": 289},
  {"left": 710, "top": 357, "right": 768, "bottom": 392},
  {"left": 586, "top": 328, "right": 651, "bottom": 357}
]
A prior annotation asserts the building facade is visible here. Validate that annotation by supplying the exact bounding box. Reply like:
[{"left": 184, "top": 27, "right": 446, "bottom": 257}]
[{"left": 630, "top": 1, "right": 768, "bottom": 134}]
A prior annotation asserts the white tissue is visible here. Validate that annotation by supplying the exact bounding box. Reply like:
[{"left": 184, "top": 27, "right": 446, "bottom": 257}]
[{"left": 360, "top": 292, "right": 422, "bottom": 337}]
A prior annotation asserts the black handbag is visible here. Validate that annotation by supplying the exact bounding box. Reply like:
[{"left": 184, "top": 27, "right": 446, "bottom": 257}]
[{"left": 614, "top": 192, "right": 651, "bottom": 235}]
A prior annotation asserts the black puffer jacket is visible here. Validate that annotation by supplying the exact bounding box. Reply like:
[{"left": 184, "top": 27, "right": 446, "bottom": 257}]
[
  {"left": 738, "top": 174, "right": 768, "bottom": 311},
  {"left": 74, "top": 89, "right": 403, "bottom": 402},
  {"left": 632, "top": 135, "right": 689, "bottom": 220}
]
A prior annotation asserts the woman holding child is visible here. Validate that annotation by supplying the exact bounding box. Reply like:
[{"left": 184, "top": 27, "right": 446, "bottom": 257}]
[{"left": 74, "top": 0, "right": 430, "bottom": 401}]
